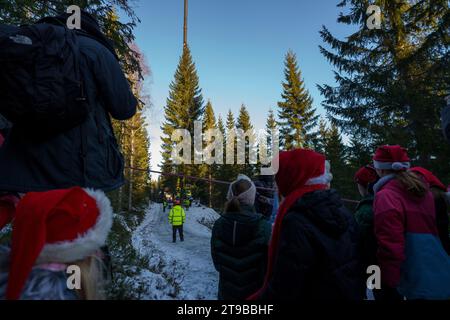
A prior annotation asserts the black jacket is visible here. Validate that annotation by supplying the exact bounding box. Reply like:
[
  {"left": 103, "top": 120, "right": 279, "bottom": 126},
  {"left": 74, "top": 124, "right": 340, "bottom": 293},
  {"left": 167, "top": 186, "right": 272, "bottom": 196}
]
[
  {"left": 254, "top": 177, "right": 274, "bottom": 220},
  {"left": 435, "top": 196, "right": 450, "bottom": 255},
  {"left": 354, "top": 195, "right": 378, "bottom": 269},
  {"left": 442, "top": 104, "right": 450, "bottom": 144},
  {"left": 260, "top": 189, "right": 365, "bottom": 301},
  {"left": 211, "top": 205, "right": 271, "bottom": 300},
  {"left": 0, "top": 29, "right": 136, "bottom": 192}
]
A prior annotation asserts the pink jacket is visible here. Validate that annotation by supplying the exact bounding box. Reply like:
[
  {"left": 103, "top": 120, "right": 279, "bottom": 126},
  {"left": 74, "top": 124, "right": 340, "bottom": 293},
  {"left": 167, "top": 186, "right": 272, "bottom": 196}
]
[{"left": 374, "top": 177, "right": 437, "bottom": 287}]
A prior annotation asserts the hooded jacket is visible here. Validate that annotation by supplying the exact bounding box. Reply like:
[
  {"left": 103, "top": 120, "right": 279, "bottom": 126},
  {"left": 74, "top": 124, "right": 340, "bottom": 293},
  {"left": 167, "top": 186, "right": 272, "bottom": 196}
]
[
  {"left": 374, "top": 176, "right": 450, "bottom": 299},
  {"left": 0, "top": 24, "right": 136, "bottom": 193},
  {"left": 260, "top": 189, "right": 365, "bottom": 300},
  {"left": 211, "top": 205, "right": 271, "bottom": 300}
]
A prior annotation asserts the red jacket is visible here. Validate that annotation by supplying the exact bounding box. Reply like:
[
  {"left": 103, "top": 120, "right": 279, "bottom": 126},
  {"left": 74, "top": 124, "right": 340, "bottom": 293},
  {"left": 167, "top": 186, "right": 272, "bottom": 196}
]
[{"left": 374, "top": 176, "right": 450, "bottom": 299}]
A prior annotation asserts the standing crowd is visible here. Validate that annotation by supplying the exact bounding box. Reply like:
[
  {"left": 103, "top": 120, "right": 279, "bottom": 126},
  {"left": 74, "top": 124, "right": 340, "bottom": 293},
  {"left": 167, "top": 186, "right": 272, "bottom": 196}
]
[
  {"left": 0, "top": 10, "right": 449, "bottom": 301},
  {"left": 211, "top": 145, "right": 450, "bottom": 301}
]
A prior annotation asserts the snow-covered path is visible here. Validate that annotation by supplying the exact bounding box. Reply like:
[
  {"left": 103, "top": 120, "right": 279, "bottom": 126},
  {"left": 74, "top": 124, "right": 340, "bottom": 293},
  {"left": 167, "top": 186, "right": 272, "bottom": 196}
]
[{"left": 132, "top": 203, "right": 220, "bottom": 300}]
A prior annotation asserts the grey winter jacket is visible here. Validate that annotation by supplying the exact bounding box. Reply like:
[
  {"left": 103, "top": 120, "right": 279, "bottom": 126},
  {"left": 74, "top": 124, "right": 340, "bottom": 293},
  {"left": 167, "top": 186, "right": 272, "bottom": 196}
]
[
  {"left": 0, "top": 27, "right": 137, "bottom": 192},
  {"left": 0, "top": 246, "right": 78, "bottom": 300}
]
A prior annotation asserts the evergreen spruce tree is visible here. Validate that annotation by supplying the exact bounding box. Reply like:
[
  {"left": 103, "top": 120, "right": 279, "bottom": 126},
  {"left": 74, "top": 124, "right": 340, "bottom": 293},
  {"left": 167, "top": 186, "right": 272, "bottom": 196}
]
[
  {"left": 216, "top": 114, "right": 226, "bottom": 176},
  {"left": 324, "top": 124, "right": 351, "bottom": 196},
  {"left": 265, "top": 109, "right": 278, "bottom": 156},
  {"left": 313, "top": 118, "right": 330, "bottom": 154},
  {"left": 255, "top": 109, "right": 278, "bottom": 173},
  {"left": 277, "top": 50, "right": 319, "bottom": 150},
  {"left": 160, "top": 46, "right": 204, "bottom": 193},
  {"left": 236, "top": 104, "right": 256, "bottom": 178},
  {"left": 223, "top": 109, "right": 238, "bottom": 181},
  {"left": 217, "top": 115, "right": 226, "bottom": 154},
  {"left": 319, "top": 0, "right": 450, "bottom": 181},
  {"left": 202, "top": 101, "right": 217, "bottom": 207},
  {"left": 347, "top": 133, "right": 374, "bottom": 170},
  {"left": 213, "top": 115, "right": 228, "bottom": 210}
]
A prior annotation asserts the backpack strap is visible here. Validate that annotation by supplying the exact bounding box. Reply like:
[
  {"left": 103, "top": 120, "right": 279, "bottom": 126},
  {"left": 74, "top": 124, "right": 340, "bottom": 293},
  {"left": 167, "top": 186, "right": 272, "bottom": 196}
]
[{"left": 63, "top": 28, "right": 89, "bottom": 184}]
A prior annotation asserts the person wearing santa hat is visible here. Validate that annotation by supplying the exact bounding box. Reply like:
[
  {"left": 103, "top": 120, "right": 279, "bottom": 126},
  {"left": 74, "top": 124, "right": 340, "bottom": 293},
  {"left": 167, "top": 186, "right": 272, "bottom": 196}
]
[
  {"left": 410, "top": 167, "right": 450, "bottom": 255},
  {"left": 0, "top": 187, "right": 113, "bottom": 300},
  {"left": 372, "top": 145, "right": 450, "bottom": 300},
  {"left": 249, "top": 149, "right": 365, "bottom": 301},
  {"left": 353, "top": 165, "right": 379, "bottom": 296}
]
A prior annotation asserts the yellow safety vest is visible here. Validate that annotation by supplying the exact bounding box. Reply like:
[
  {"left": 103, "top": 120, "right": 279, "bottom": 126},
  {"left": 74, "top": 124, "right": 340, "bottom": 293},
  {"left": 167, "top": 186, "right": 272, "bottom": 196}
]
[{"left": 168, "top": 205, "right": 186, "bottom": 226}]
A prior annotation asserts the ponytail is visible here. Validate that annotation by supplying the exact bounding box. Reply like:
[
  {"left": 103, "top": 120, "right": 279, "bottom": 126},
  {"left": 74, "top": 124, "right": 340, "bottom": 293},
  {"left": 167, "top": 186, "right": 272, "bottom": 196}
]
[{"left": 396, "top": 171, "right": 428, "bottom": 198}]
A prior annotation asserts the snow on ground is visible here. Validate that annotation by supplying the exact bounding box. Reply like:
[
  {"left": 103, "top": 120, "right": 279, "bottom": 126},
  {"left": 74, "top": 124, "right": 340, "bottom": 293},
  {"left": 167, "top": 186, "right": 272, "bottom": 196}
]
[{"left": 131, "top": 203, "right": 220, "bottom": 300}]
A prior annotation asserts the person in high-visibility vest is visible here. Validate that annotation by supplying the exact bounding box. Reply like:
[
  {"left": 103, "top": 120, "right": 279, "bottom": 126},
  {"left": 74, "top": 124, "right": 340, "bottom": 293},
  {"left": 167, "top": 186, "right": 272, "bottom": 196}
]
[{"left": 168, "top": 199, "right": 186, "bottom": 243}]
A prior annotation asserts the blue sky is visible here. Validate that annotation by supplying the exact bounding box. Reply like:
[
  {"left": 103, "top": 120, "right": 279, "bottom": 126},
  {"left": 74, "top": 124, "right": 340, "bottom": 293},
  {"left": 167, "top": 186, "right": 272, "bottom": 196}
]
[{"left": 128, "top": 0, "right": 356, "bottom": 171}]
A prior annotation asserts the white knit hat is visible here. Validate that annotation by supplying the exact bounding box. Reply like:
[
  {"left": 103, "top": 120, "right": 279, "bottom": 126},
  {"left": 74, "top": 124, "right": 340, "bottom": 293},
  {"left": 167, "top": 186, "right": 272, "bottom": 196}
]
[{"left": 226, "top": 174, "right": 257, "bottom": 206}]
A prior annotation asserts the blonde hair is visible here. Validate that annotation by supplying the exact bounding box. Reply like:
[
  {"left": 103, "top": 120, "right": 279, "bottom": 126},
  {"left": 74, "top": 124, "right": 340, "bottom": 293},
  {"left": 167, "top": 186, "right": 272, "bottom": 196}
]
[
  {"left": 73, "top": 255, "right": 107, "bottom": 300},
  {"left": 395, "top": 171, "right": 428, "bottom": 198}
]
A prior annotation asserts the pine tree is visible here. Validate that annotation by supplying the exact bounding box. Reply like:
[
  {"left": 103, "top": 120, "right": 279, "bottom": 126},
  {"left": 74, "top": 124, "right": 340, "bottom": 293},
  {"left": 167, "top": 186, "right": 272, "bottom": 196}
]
[
  {"left": 266, "top": 109, "right": 278, "bottom": 157},
  {"left": 217, "top": 115, "right": 226, "bottom": 149},
  {"left": 216, "top": 114, "right": 226, "bottom": 174},
  {"left": 319, "top": 0, "right": 450, "bottom": 181},
  {"left": 160, "top": 46, "right": 204, "bottom": 193},
  {"left": 277, "top": 50, "right": 319, "bottom": 151},
  {"left": 236, "top": 104, "right": 256, "bottom": 177},
  {"left": 213, "top": 115, "right": 229, "bottom": 209},
  {"left": 322, "top": 123, "right": 355, "bottom": 198},
  {"left": 314, "top": 118, "right": 331, "bottom": 154},
  {"left": 347, "top": 132, "right": 374, "bottom": 170},
  {"left": 266, "top": 109, "right": 278, "bottom": 155},
  {"left": 202, "top": 101, "right": 217, "bottom": 207},
  {"left": 256, "top": 108, "right": 278, "bottom": 173},
  {"left": 223, "top": 110, "right": 238, "bottom": 181}
]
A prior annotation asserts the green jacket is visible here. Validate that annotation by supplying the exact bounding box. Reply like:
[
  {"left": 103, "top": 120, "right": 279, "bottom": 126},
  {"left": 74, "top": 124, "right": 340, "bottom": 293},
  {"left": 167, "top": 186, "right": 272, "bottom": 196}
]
[
  {"left": 169, "top": 205, "right": 186, "bottom": 226},
  {"left": 211, "top": 205, "right": 271, "bottom": 300},
  {"left": 354, "top": 194, "right": 377, "bottom": 267}
]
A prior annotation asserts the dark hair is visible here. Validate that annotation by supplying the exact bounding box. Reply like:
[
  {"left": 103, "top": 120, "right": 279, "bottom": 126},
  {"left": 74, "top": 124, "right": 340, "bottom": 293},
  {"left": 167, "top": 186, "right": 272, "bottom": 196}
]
[{"left": 224, "top": 179, "right": 252, "bottom": 214}]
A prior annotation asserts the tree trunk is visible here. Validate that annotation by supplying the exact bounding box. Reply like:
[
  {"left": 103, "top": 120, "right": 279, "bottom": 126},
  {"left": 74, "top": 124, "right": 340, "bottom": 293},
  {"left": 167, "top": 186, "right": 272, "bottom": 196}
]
[
  {"left": 117, "top": 122, "right": 125, "bottom": 211},
  {"left": 209, "top": 170, "right": 212, "bottom": 208},
  {"left": 128, "top": 130, "right": 135, "bottom": 212}
]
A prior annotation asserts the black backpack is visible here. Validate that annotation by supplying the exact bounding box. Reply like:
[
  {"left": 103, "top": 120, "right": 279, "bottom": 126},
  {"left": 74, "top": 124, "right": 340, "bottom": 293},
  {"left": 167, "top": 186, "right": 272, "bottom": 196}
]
[{"left": 0, "top": 23, "right": 88, "bottom": 138}]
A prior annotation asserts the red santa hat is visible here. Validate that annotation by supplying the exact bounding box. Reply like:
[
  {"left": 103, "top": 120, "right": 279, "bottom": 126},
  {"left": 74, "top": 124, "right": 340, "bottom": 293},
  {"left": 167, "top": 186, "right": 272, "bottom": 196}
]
[
  {"left": 410, "top": 167, "right": 447, "bottom": 191},
  {"left": 373, "top": 145, "right": 410, "bottom": 171},
  {"left": 354, "top": 165, "right": 378, "bottom": 188},
  {"left": 6, "top": 187, "right": 113, "bottom": 300},
  {"left": 275, "top": 149, "right": 332, "bottom": 198}
]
